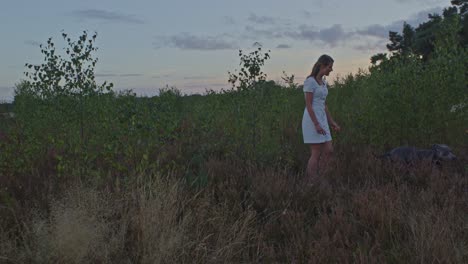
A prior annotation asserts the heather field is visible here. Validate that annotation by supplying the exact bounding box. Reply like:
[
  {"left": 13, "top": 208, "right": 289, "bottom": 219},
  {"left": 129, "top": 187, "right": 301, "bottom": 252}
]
[{"left": 0, "top": 6, "right": 467, "bottom": 263}]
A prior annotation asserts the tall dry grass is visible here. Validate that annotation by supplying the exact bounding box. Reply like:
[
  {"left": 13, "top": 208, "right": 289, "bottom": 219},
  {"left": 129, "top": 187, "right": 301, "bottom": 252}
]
[{"left": 0, "top": 146, "right": 467, "bottom": 263}]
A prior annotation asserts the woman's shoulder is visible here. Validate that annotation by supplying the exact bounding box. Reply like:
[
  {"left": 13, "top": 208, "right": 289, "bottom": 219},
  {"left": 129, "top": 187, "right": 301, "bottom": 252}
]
[
  {"left": 304, "top": 76, "right": 316, "bottom": 85},
  {"left": 304, "top": 76, "right": 320, "bottom": 86},
  {"left": 303, "top": 76, "right": 319, "bottom": 92}
]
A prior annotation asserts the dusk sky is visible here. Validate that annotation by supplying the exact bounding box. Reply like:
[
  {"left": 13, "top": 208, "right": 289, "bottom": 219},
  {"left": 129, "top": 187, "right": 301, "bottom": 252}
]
[{"left": 0, "top": 0, "right": 450, "bottom": 102}]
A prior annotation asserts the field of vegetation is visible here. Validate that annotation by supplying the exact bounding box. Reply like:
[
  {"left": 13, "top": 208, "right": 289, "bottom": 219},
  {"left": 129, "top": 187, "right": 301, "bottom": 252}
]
[{"left": 0, "top": 3, "right": 467, "bottom": 263}]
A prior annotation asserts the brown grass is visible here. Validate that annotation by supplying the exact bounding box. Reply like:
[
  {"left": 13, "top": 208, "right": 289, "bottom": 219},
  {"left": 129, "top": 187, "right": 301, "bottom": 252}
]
[{"left": 0, "top": 146, "right": 467, "bottom": 263}]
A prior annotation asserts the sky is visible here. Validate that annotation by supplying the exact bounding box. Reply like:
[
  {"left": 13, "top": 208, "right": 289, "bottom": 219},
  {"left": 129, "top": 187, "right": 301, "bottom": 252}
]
[{"left": 0, "top": 0, "right": 451, "bottom": 102}]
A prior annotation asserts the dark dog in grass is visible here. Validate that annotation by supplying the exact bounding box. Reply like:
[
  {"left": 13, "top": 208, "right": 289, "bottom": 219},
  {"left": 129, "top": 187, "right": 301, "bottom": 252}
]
[{"left": 379, "top": 144, "right": 457, "bottom": 166}]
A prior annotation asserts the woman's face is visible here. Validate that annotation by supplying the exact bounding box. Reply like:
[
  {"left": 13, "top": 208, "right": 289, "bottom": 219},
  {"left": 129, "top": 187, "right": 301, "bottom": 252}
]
[{"left": 321, "top": 63, "right": 334, "bottom": 76}]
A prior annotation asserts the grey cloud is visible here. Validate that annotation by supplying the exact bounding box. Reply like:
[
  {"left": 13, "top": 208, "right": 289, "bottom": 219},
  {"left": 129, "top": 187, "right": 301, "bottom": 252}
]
[
  {"left": 356, "top": 7, "right": 443, "bottom": 38},
  {"left": 357, "top": 24, "right": 393, "bottom": 38},
  {"left": 95, "top": 73, "right": 117, "bottom": 77},
  {"left": 24, "top": 40, "right": 41, "bottom": 47},
  {"left": 302, "top": 10, "right": 312, "bottom": 18},
  {"left": 283, "top": 25, "right": 316, "bottom": 40},
  {"left": 276, "top": 44, "right": 291, "bottom": 49},
  {"left": 301, "top": 0, "right": 338, "bottom": 10},
  {"left": 317, "top": 0, "right": 334, "bottom": 8},
  {"left": 353, "top": 40, "right": 388, "bottom": 52},
  {"left": 245, "top": 25, "right": 287, "bottom": 39},
  {"left": 183, "top": 76, "right": 213, "bottom": 80},
  {"left": 152, "top": 6, "right": 444, "bottom": 52},
  {"left": 284, "top": 24, "right": 350, "bottom": 46},
  {"left": 223, "top": 16, "right": 236, "bottom": 25},
  {"left": 244, "top": 6, "right": 444, "bottom": 48},
  {"left": 393, "top": 0, "right": 441, "bottom": 4},
  {"left": 152, "top": 74, "right": 172, "bottom": 79},
  {"left": 245, "top": 22, "right": 350, "bottom": 46},
  {"left": 397, "top": 6, "right": 444, "bottom": 27},
  {"left": 96, "top": 73, "right": 143, "bottom": 77},
  {"left": 248, "top": 13, "right": 278, "bottom": 24},
  {"left": 72, "top": 9, "right": 145, "bottom": 24},
  {"left": 119, "top": 74, "right": 143, "bottom": 77},
  {"left": 154, "top": 33, "right": 237, "bottom": 50},
  {"left": 318, "top": 24, "right": 349, "bottom": 46},
  {"left": 247, "top": 13, "right": 296, "bottom": 27},
  {"left": 301, "top": 10, "right": 321, "bottom": 19}
]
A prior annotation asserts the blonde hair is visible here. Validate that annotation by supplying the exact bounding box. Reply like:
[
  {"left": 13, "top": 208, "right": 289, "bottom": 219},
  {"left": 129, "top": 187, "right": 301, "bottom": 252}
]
[{"left": 308, "top": 54, "right": 334, "bottom": 79}]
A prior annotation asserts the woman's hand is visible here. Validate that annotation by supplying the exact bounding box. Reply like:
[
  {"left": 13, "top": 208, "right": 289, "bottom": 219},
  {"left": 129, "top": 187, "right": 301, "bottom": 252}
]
[
  {"left": 314, "top": 123, "right": 326, "bottom": 135},
  {"left": 331, "top": 121, "right": 341, "bottom": 132}
]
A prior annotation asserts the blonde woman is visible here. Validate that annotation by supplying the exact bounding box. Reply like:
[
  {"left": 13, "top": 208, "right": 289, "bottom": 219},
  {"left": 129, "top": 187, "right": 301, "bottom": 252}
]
[{"left": 302, "top": 54, "right": 341, "bottom": 183}]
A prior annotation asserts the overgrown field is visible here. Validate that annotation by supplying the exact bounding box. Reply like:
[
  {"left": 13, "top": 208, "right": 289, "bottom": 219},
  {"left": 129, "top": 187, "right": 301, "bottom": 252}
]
[
  {"left": 1, "top": 8, "right": 468, "bottom": 263},
  {"left": 1, "top": 72, "right": 467, "bottom": 263}
]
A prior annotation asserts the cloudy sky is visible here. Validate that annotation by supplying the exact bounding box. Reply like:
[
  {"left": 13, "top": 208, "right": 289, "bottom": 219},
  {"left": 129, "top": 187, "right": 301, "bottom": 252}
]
[{"left": 0, "top": 0, "right": 450, "bottom": 101}]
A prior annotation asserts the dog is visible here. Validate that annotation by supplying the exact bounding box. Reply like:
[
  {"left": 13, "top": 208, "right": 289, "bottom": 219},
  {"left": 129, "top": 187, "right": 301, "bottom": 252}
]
[{"left": 379, "top": 144, "right": 457, "bottom": 165}]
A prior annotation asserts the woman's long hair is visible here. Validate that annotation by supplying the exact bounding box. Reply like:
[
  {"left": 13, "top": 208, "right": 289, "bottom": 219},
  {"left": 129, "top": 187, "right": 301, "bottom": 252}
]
[{"left": 308, "top": 54, "right": 334, "bottom": 79}]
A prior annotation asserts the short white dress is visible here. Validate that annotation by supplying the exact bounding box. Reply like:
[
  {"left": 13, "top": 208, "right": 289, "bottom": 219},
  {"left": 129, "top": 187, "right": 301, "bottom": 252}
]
[{"left": 302, "top": 77, "right": 332, "bottom": 143}]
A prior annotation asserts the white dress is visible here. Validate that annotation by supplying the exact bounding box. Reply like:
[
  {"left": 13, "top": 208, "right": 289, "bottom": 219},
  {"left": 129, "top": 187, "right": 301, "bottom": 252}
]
[{"left": 302, "top": 77, "right": 332, "bottom": 143}]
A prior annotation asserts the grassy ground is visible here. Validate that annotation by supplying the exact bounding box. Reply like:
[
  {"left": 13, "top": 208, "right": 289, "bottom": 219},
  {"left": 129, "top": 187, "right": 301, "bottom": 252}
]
[{"left": 0, "top": 141, "right": 466, "bottom": 263}]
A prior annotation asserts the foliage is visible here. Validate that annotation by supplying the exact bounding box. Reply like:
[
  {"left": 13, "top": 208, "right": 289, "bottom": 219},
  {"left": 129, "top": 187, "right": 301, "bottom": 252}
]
[
  {"left": 22, "top": 31, "right": 113, "bottom": 99},
  {"left": 0, "top": 4, "right": 467, "bottom": 262},
  {"left": 228, "top": 43, "right": 271, "bottom": 91},
  {"left": 281, "top": 70, "right": 299, "bottom": 89},
  {"left": 344, "top": 2, "right": 467, "bottom": 148},
  {"left": 13, "top": 31, "right": 116, "bottom": 180},
  {"left": 330, "top": 19, "right": 467, "bottom": 148},
  {"left": 379, "top": 2, "right": 468, "bottom": 61}
]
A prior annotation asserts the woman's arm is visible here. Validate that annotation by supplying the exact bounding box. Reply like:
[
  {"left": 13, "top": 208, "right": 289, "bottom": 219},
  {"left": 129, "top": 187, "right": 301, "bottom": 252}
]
[
  {"left": 305, "top": 93, "right": 319, "bottom": 124},
  {"left": 305, "top": 93, "right": 326, "bottom": 134}
]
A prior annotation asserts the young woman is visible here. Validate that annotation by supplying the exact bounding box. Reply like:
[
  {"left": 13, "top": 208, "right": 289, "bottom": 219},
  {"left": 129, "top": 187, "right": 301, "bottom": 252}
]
[{"left": 302, "top": 54, "right": 341, "bottom": 183}]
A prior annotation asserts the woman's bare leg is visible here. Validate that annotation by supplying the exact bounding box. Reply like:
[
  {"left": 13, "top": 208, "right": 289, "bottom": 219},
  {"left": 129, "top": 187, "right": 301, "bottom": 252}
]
[
  {"left": 307, "top": 144, "right": 322, "bottom": 182},
  {"left": 319, "top": 141, "right": 334, "bottom": 176}
]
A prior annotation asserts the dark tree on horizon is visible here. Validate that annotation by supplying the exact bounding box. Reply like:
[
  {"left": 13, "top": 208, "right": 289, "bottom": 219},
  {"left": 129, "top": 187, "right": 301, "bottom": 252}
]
[{"left": 373, "top": 1, "right": 467, "bottom": 66}]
